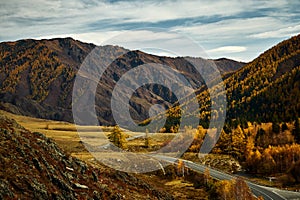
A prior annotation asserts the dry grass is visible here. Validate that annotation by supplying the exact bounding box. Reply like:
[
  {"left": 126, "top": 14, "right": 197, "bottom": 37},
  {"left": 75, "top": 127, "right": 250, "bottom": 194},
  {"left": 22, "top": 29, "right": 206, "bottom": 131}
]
[
  {"left": 127, "top": 133, "right": 176, "bottom": 146},
  {"left": 0, "top": 110, "right": 109, "bottom": 159},
  {"left": 136, "top": 174, "right": 209, "bottom": 200},
  {"left": 165, "top": 179, "right": 193, "bottom": 187},
  {"left": 0, "top": 110, "right": 160, "bottom": 160}
]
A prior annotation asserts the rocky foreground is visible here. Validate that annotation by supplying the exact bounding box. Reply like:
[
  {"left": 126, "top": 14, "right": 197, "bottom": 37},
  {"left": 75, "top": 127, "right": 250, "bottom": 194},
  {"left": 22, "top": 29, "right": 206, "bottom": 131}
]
[{"left": 0, "top": 115, "right": 173, "bottom": 199}]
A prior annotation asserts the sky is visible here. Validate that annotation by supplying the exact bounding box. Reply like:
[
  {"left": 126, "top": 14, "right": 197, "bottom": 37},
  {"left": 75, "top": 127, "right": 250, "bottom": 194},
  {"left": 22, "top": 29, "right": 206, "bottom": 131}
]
[{"left": 0, "top": 0, "right": 299, "bottom": 62}]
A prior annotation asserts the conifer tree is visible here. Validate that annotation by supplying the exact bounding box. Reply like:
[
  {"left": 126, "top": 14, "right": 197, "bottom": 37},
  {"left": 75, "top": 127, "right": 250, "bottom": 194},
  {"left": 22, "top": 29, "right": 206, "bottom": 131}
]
[
  {"left": 293, "top": 118, "right": 300, "bottom": 143},
  {"left": 108, "top": 125, "right": 127, "bottom": 149},
  {"left": 144, "top": 129, "right": 150, "bottom": 148}
]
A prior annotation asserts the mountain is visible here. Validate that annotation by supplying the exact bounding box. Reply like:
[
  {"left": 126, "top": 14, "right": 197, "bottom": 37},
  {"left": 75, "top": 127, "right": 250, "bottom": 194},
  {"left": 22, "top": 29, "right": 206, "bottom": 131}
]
[
  {"left": 0, "top": 38, "right": 245, "bottom": 125},
  {"left": 161, "top": 34, "right": 300, "bottom": 131},
  {"left": 225, "top": 34, "right": 300, "bottom": 124},
  {"left": 0, "top": 38, "right": 95, "bottom": 122},
  {"left": 0, "top": 114, "right": 173, "bottom": 199}
]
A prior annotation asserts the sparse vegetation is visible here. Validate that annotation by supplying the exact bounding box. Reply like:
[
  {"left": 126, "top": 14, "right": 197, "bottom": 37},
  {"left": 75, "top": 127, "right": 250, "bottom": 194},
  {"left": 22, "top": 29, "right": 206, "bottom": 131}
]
[
  {"left": 144, "top": 128, "right": 151, "bottom": 148},
  {"left": 108, "top": 125, "right": 128, "bottom": 149},
  {"left": 0, "top": 115, "right": 173, "bottom": 199}
]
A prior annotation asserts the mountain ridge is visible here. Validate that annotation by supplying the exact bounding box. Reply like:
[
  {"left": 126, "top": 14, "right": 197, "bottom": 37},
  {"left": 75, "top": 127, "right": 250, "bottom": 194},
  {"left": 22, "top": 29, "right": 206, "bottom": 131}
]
[{"left": 0, "top": 37, "right": 245, "bottom": 125}]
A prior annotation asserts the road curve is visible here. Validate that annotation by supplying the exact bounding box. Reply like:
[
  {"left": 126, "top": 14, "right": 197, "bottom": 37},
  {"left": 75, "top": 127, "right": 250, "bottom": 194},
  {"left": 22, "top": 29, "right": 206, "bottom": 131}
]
[
  {"left": 152, "top": 155, "right": 300, "bottom": 200},
  {"left": 99, "top": 134, "right": 300, "bottom": 199}
]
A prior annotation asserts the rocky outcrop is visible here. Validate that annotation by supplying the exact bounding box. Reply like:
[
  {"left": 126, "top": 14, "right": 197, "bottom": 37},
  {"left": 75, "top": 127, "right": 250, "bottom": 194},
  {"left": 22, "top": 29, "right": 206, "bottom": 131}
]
[{"left": 0, "top": 115, "right": 173, "bottom": 199}]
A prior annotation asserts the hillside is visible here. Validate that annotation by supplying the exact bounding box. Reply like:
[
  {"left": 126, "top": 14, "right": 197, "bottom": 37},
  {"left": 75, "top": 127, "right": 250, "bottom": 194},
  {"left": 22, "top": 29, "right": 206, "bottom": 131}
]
[
  {"left": 160, "top": 34, "right": 300, "bottom": 132},
  {"left": 0, "top": 114, "right": 173, "bottom": 199},
  {"left": 225, "top": 34, "right": 300, "bottom": 124},
  {"left": 0, "top": 38, "right": 245, "bottom": 125}
]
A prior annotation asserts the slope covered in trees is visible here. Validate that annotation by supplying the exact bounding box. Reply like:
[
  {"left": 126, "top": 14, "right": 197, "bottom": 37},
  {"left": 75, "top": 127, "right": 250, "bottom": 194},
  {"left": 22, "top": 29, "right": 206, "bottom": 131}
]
[
  {"left": 160, "top": 34, "right": 300, "bottom": 132},
  {"left": 225, "top": 34, "right": 300, "bottom": 124}
]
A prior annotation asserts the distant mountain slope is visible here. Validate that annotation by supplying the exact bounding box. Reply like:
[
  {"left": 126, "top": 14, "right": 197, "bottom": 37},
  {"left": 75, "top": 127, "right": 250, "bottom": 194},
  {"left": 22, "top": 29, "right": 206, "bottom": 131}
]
[
  {"left": 0, "top": 115, "right": 173, "bottom": 199},
  {"left": 0, "top": 38, "right": 244, "bottom": 125},
  {"left": 160, "top": 34, "right": 300, "bottom": 131},
  {"left": 212, "top": 58, "right": 245, "bottom": 75},
  {"left": 0, "top": 38, "right": 95, "bottom": 122}
]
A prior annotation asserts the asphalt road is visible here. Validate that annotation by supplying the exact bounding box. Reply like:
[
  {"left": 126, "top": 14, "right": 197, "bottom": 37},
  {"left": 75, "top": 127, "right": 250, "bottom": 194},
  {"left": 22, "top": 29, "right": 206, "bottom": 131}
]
[
  {"left": 153, "top": 155, "right": 300, "bottom": 200},
  {"left": 99, "top": 134, "right": 300, "bottom": 199}
]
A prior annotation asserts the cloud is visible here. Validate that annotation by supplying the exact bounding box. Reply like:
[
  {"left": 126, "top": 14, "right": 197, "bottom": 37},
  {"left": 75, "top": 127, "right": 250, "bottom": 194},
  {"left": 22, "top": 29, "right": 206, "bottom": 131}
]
[
  {"left": 250, "top": 24, "right": 300, "bottom": 39},
  {"left": 1, "top": 0, "right": 291, "bottom": 36},
  {"left": 170, "top": 15, "right": 299, "bottom": 61},
  {"left": 0, "top": 0, "right": 299, "bottom": 61},
  {"left": 207, "top": 46, "right": 247, "bottom": 54},
  {"left": 172, "top": 17, "right": 284, "bottom": 42},
  {"left": 39, "top": 30, "right": 208, "bottom": 57},
  {"left": 35, "top": 31, "right": 122, "bottom": 45}
]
